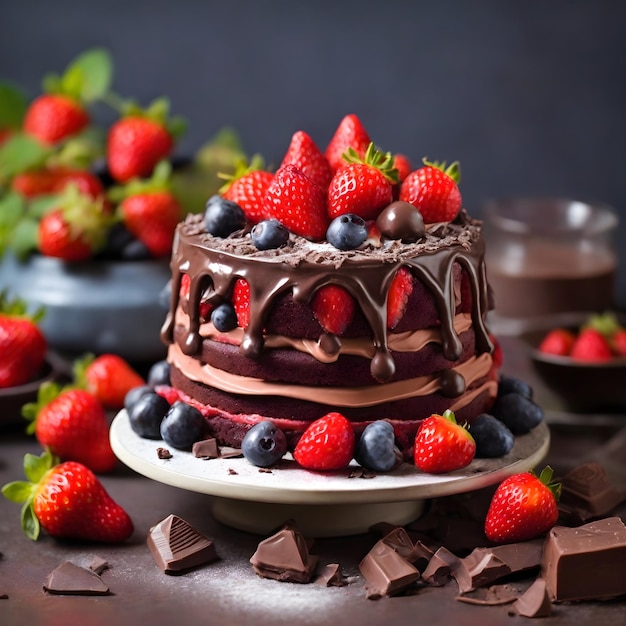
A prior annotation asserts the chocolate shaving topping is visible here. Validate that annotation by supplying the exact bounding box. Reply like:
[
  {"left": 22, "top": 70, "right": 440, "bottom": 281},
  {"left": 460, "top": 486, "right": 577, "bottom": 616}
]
[
  {"left": 147, "top": 514, "right": 218, "bottom": 574},
  {"left": 43, "top": 561, "right": 110, "bottom": 596},
  {"left": 192, "top": 438, "right": 219, "bottom": 459}
]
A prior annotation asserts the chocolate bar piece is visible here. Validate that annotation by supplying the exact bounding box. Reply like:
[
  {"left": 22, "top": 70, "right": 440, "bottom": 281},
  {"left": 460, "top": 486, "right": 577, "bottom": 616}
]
[
  {"left": 359, "top": 541, "right": 420, "bottom": 598},
  {"left": 513, "top": 579, "right": 552, "bottom": 618},
  {"left": 380, "top": 527, "right": 434, "bottom": 571},
  {"left": 250, "top": 524, "right": 318, "bottom": 583},
  {"left": 315, "top": 563, "right": 348, "bottom": 587},
  {"left": 541, "top": 516, "right": 626, "bottom": 602},
  {"left": 44, "top": 561, "right": 109, "bottom": 595},
  {"left": 148, "top": 514, "right": 218, "bottom": 574}
]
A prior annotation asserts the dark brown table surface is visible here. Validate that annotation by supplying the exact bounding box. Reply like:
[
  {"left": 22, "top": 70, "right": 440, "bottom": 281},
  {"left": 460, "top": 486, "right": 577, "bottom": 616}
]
[{"left": 1, "top": 336, "right": 625, "bottom": 626}]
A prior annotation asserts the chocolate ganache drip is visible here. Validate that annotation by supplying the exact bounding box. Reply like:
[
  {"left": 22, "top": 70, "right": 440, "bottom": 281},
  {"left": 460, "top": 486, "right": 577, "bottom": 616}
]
[{"left": 161, "top": 210, "right": 493, "bottom": 383}]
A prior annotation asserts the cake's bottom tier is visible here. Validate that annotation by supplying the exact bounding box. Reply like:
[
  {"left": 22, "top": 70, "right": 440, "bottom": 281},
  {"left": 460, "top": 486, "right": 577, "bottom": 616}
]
[{"left": 164, "top": 362, "right": 497, "bottom": 458}]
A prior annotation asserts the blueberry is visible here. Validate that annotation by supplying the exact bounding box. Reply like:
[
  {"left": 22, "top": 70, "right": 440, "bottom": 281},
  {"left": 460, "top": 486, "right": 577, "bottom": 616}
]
[
  {"left": 98, "top": 222, "right": 135, "bottom": 259},
  {"left": 160, "top": 401, "right": 205, "bottom": 450},
  {"left": 241, "top": 421, "right": 288, "bottom": 467},
  {"left": 148, "top": 360, "right": 171, "bottom": 387},
  {"left": 124, "top": 384, "right": 153, "bottom": 413},
  {"left": 354, "top": 420, "right": 400, "bottom": 472},
  {"left": 469, "top": 413, "right": 514, "bottom": 458},
  {"left": 498, "top": 375, "right": 533, "bottom": 400},
  {"left": 128, "top": 391, "right": 171, "bottom": 439},
  {"left": 490, "top": 393, "right": 544, "bottom": 435},
  {"left": 211, "top": 302, "right": 238, "bottom": 332},
  {"left": 251, "top": 219, "right": 289, "bottom": 250},
  {"left": 204, "top": 196, "right": 246, "bottom": 237},
  {"left": 120, "top": 238, "right": 151, "bottom": 260},
  {"left": 326, "top": 214, "right": 368, "bottom": 250}
]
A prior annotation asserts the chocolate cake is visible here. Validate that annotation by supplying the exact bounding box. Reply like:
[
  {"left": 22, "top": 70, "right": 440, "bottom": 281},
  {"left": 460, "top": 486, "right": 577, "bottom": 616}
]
[{"left": 159, "top": 116, "right": 499, "bottom": 458}]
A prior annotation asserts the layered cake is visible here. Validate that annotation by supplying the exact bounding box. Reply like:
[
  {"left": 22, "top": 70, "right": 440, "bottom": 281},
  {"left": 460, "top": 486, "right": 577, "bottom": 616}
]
[{"left": 159, "top": 115, "right": 498, "bottom": 457}]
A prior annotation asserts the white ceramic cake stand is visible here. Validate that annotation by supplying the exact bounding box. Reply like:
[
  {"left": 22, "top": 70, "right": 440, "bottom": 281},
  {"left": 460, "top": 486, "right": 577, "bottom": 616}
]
[{"left": 110, "top": 412, "right": 550, "bottom": 537}]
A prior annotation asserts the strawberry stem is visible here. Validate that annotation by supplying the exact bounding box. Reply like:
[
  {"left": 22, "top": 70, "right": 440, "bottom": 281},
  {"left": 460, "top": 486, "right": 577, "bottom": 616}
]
[
  {"left": 422, "top": 158, "right": 461, "bottom": 184},
  {"left": 532, "top": 465, "right": 562, "bottom": 501}
]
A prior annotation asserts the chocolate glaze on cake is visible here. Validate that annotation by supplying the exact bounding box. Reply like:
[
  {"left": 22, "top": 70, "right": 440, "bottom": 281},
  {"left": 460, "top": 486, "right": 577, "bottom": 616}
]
[{"left": 160, "top": 207, "right": 497, "bottom": 453}]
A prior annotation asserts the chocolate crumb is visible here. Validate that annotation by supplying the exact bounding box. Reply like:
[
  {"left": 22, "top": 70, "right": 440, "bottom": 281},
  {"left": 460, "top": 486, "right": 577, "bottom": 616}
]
[
  {"left": 88, "top": 556, "right": 109, "bottom": 575},
  {"left": 258, "top": 468, "right": 273, "bottom": 473},
  {"left": 227, "top": 468, "right": 238, "bottom": 475},
  {"left": 157, "top": 447, "right": 172, "bottom": 459},
  {"left": 0, "top": 594, "right": 8, "bottom": 600},
  {"left": 456, "top": 584, "right": 519, "bottom": 606},
  {"left": 219, "top": 446, "right": 243, "bottom": 459},
  {"left": 192, "top": 438, "right": 219, "bottom": 459}
]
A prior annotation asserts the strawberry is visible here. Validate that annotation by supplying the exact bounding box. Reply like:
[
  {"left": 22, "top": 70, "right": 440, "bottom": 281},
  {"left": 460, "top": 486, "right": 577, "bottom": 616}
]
[
  {"left": 23, "top": 382, "right": 118, "bottom": 474},
  {"left": 233, "top": 278, "right": 251, "bottom": 328},
  {"left": 386, "top": 267, "right": 414, "bottom": 330},
  {"left": 324, "top": 113, "right": 371, "bottom": 173},
  {"left": 263, "top": 164, "right": 329, "bottom": 240},
  {"left": 12, "top": 167, "right": 104, "bottom": 199},
  {"left": 414, "top": 410, "right": 476, "bottom": 474},
  {"left": 112, "top": 160, "right": 183, "bottom": 257},
  {"left": 0, "top": 291, "right": 47, "bottom": 388},
  {"left": 220, "top": 156, "right": 274, "bottom": 224},
  {"left": 74, "top": 353, "right": 145, "bottom": 410},
  {"left": 327, "top": 143, "right": 398, "bottom": 221},
  {"left": 538, "top": 328, "right": 576, "bottom": 357},
  {"left": 279, "top": 130, "right": 333, "bottom": 189},
  {"left": 569, "top": 327, "right": 613, "bottom": 362},
  {"left": 2, "top": 449, "right": 133, "bottom": 542},
  {"left": 107, "top": 98, "right": 184, "bottom": 183},
  {"left": 490, "top": 334, "right": 504, "bottom": 369},
  {"left": 119, "top": 191, "right": 181, "bottom": 257},
  {"left": 399, "top": 159, "right": 462, "bottom": 223},
  {"left": 311, "top": 285, "right": 356, "bottom": 335},
  {"left": 23, "top": 94, "right": 89, "bottom": 145},
  {"left": 393, "top": 154, "right": 412, "bottom": 183},
  {"left": 293, "top": 412, "right": 355, "bottom": 471},
  {"left": 38, "top": 185, "right": 111, "bottom": 261},
  {"left": 485, "top": 466, "right": 561, "bottom": 543}
]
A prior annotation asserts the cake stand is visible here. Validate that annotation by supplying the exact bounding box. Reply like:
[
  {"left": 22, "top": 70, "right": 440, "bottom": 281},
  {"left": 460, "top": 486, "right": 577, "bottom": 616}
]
[{"left": 110, "top": 412, "right": 550, "bottom": 537}]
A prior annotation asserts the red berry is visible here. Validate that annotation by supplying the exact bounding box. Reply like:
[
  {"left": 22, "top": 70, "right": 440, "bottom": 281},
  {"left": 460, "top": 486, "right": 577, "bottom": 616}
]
[
  {"left": 107, "top": 116, "right": 173, "bottom": 182},
  {"left": 293, "top": 412, "right": 355, "bottom": 471},
  {"left": 263, "top": 164, "right": 328, "bottom": 241},
  {"left": 570, "top": 328, "right": 613, "bottom": 362},
  {"left": 223, "top": 169, "right": 274, "bottom": 224},
  {"left": 2, "top": 449, "right": 133, "bottom": 542},
  {"left": 279, "top": 130, "right": 333, "bottom": 189},
  {"left": 74, "top": 353, "right": 146, "bottom": 410},
  {"left": 393, "top": 154, "right": 412, "bottom": 183},
  {"left": 23, "top": 94, "right": 89, "bottom": 145},
  {"left": 485, "top": 467, "right": 561, "bottom": 543},
  {"left": 538, "top": 328, "right": 576, "bottom": 357},
  {"left": 233, "top": 278, "right": 251, "bottom": 328},
  {"left": 38, "top": 209, "right": 94, "bottom": 261},
  {"left": 324, "top": 114, "right": 371, "bottom": 173},
  {"left": 399, "top": 161, "right": 462, "bottom": 223},
  {"left": 0, "top": 293, "right": 47, "bottom": 388},
  {"left": 311, "top": 285, "right": 355, "bottom": 335},
  {"left": 23, "top": 383, "right": 118, "bottom": 474},
  {"left": 612, "top": 329, "right": 626, "bottom": 357},
  {"left": 414, "top": 410, "right": 476, "bottom": 474},
  {"left": 386, "top": 267, "right": 414, "bottom": 330}
]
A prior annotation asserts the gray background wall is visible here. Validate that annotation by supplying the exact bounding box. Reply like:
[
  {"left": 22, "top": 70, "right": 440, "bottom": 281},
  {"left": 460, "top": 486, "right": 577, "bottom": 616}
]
[{"left": 2, "top": 0, "right": 625, "bottom": 307}]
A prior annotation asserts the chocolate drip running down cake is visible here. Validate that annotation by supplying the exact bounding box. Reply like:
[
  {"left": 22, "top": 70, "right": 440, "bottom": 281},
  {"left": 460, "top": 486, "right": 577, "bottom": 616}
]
[{"left": 160, "top": 206, "right": 497, "bottom": 456}]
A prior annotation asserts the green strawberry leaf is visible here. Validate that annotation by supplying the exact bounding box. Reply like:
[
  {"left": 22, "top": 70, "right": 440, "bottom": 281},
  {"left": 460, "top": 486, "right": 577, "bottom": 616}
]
[
  {"left": 0, "top": 133, "right": 50, "bottom": 181},
  {"left": 23, "top": 449, "right": 53, "bottom": 483},
  {"left": 0, "top": 81, "right": 28, "bottom": 129},
  {"left": 1, "top": 480, "right": 33, "bottom": 503},
  {"left": 21, "top": 502, "right": 41, "bottom": 540},
  {"left": 27, "top": 194, "right": 58, "bottom": 219},
  {"left": 43, "top": 48, "right": 114, "bottom": 103},
  {"left": 23, "top": 381, "right": 64, "bottom": 434},
  {"left": 11, "top": 216, "right": 39, "bottom": 260},
  {"left": 0, "top": 191, "right": 25, "bottom": 228}
]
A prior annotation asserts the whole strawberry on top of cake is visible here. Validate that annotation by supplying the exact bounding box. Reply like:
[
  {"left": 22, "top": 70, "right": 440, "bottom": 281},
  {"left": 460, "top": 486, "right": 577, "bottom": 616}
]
[{"left": 159, "top": 114, "right": 498, "bottom": 458}]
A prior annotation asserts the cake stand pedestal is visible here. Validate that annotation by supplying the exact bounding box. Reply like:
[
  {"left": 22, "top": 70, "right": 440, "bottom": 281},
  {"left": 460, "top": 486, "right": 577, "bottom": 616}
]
[{"left": 110, "top": 412, "right": 550, "bottom": 537}]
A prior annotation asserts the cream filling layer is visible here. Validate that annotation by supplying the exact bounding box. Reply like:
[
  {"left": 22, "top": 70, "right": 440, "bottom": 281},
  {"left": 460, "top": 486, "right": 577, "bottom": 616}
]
[
  {"left": 175, "top": 308, "right": 474, "bottom": 363},
  {"left": 168, "top": 342, "right": 496, "bottom": 409}
]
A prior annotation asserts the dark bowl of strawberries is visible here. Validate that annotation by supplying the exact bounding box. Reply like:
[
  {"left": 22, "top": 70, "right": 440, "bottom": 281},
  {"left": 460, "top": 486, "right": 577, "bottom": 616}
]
[{"left": 523, "top": 312, "right": 626, "bottom": 413}]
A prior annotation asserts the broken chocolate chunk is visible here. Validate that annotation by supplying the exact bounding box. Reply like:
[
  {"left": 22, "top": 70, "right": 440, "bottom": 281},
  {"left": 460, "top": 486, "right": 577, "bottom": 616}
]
[
  {"left": 44, "top": 561, "right": 109, "bottom": 595},
  {"left": 359, "top": 541, "right": 420, "bottom": 598},
  {"left": 315, "top": 563, "right": 348, "bottom": 587},
  {"left": 380, "top": 527, "right": 434, "bottom": 571},
  {"left": 421, "top": 547, "right": 460, "bottom": 587},
  {"left": 88, "top": 555, "right": 109, "bottom": 576},
  {"left": 192, "top": 438, "right": 219, "bottom": 459},
  {"left": 250, "top": 524, "right": 318, "bottom": 583},
  {"left": 541, "top": 516, "right": 626, "bottom": 602},
  {"left": 513, "top": 578, "right": 552, "bottom": 618},
  {"left": 457, "top": 583, "right": 519, "bottom": 606},
  {"left": 147, "top": 514, "right": 218, "bottom": 574},
  {"left": 157, "top": 447, "right": 172, "bottom": 459}
]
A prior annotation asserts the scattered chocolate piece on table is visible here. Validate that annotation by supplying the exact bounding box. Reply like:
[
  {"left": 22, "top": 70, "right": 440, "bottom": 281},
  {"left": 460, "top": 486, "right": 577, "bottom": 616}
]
[
  {"left": 250, "top": 523, "right": 318, "bottom": 583},
  {"left": 541, "top": 516, "right": 626, "bottom": 602},
  {"left": 156, "top": 447, "right": 172, "bottom": 459},
  {"left": 380, "top": 527, "right": 434, "bottom": 571},
  {"left": 359, "top": 541, "right": 420, "bottom": 598},
  {"left": 147, "top": 514, "right": 218, "bottom": 574},
  {"left": 456, "top": 583, "right": 519, "bottom": 606},
  {"left": 88, "top": 555, "right": 109, "bottom": 575},
  {"left": 43, "top": 561, "right": 109, "bottom": 595},
  {"left": 421, "top": 547, "right": 461, "bottom": 587},
  {"left": 315, "top": 563, "right": 348, "bottom": 587},
  {"left": 513, "top": 578, "right": 552, "bottom": 618}
]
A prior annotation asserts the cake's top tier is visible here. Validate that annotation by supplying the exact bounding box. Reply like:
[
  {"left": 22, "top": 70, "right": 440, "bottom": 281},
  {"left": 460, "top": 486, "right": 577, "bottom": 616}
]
[{"left": 161, "top": 208, "right": 493, "bottom": 382}]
